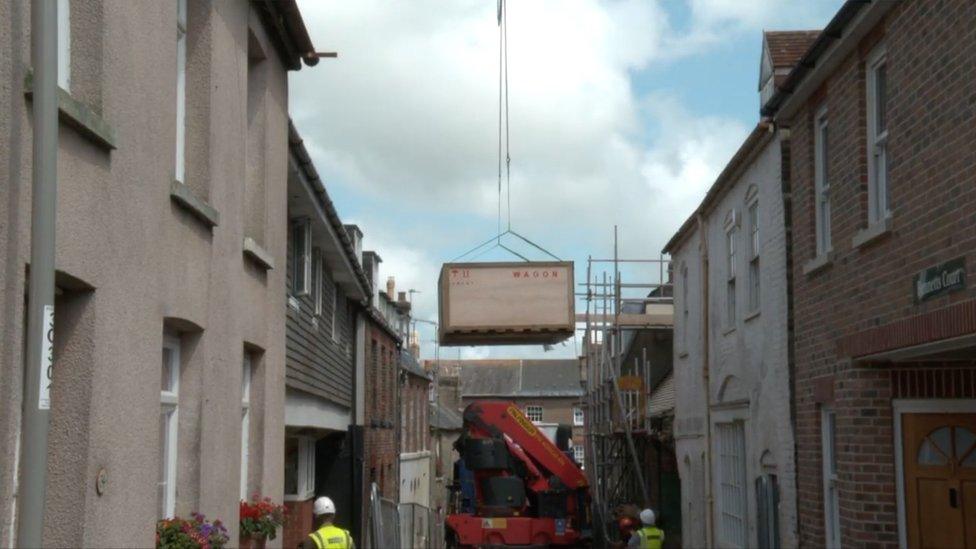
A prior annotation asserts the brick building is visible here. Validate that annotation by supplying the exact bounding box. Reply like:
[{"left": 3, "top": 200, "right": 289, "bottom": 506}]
[
  {"left": 400, "top": 349, "right": 434, "bottom": 548},
  {"left": 455, "top": 359, "right": 585, "bottom": 458},
  {"left": 763, "top": 1, "right": 976, "bottom": 546},
  {"left": 361, "top": 269, "right": 410, "bottom": 510}
]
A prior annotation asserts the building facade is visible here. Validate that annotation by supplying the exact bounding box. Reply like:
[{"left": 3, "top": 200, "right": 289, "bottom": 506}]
[
  {"left": 764, "top": 1, "right": 976, "bottom": 546},
  {"left": 665, "top": 121, "right": 798, "bottom": 549},
  {"left": 282, "top": 122, "right": 371, "bottom": 548},
  {"left": 457, "top": 360, "right": 585, "bottom": 451},
  {"left": 400, "top": 349, "right": 433, "bottom": 548},
  {"left": 0, "top": 1, "right": 315, "bottom": 545},
  {"left": 361, "top": 268, "right": 405, "bottom": 509}
]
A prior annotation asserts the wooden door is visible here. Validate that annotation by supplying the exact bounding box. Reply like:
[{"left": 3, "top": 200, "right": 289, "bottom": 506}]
[{"left": 903, "top": 413, "right": 976, "bottom": 548}]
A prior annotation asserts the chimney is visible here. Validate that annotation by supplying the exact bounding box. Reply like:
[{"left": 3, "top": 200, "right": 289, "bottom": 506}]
[
  {"left": 410, "top": 329, "right": 421, "bottom": 359},
  {"left": 362, "top": 251, "right": 382, "bottom": 302},
  {"left": 343, "top": 224, "right": 363, "bottom": 259},
  {"left": 387, "top": 276, "right": 395, "bottom": 298}
]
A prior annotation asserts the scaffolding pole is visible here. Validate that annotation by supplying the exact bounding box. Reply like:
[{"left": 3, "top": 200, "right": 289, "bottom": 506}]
[{"left": 581, "top": 227, "right": 672, "bottom": 547}]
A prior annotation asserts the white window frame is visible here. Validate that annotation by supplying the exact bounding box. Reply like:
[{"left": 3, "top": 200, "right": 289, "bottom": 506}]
[
  {"left": 573, "top": 444, "right": 585, "bottom": 468},
  {"left": 160, "top": 335, "right": 180, "bottom": 519},
  {"left": 175, "top": 0, "right": 187, "bottom": 183},
  {"left": 240, "top": 353, "right": 252, "bottom": 501},
  {"left": 573, "top": 406, "right": 584, "bottom": 427},
  {"left": 716, "top": 420, "right": 748, "bottom": 548},
  {"left": 681, "top": 265, "right": 689, "bottom": 352},
  {"left": 311, "top": 248, "right": 323, "bottom": 316},
  {"left": 284, "top": 436, "right": 316, "bottom": 501},
  {"left": 866, "top": 44, "right": 889, "bottom": 224},
  {"left": 747, "top": 198, "right": 760, "bottom": 313},
  {"left": 331, "top": 283, "right": 339, "bottom": 342},
  {"left": 821, "top": 407, "right": 841, "bottom": 548},
  {"left": 725, "top": 218, "right": 737, "bottom": 326},
  {"left": 291, "top": 220, "right": 311, "bottom": 296},
  {"left": 57, "top": 0, "right": 70, "bottom": 91},
  {"left": 814, "top": 105, "right": 832, "bottom": 256},
  {"left": 525, "top": 405, "right": 543, "bottom": 423}
]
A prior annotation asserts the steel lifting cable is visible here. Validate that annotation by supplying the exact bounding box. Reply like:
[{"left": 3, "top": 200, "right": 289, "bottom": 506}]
[{"left": 451, "top": 0, "right": 561, "bottom": 263}]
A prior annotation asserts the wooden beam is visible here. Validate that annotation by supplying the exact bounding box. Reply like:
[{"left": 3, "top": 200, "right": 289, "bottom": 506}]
[{"left": 575, "top": 313, "right": 673, "bottom": 327}]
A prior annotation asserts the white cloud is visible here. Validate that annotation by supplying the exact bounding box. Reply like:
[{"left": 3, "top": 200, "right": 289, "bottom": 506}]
[{"left": 291, "top": 0, "right": 836, "bottom": 359}]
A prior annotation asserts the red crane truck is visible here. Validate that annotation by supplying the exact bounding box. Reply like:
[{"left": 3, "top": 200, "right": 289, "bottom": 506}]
[{"left": 446, "top": 401, "right": 592, "bottom": 548}]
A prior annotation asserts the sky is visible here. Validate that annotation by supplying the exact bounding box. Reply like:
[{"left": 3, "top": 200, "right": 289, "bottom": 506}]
[{"left": 290, "top": 0, "right": 843, "bottom": 361}]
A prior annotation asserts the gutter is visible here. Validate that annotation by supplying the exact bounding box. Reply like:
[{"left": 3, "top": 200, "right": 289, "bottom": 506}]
[
  {"left": 663, "top": 122, "right": 774, "bottom": 255},
  {"left": 697, "top": 212, "right": 715, "bottom": 549},
  {"left": 252, "top": 0, "right": 319, "bottom": 70},
  {"left": 762, "top": 1, "right": 899, "bottom": 120},
  {"left": 288, "top": 121, "right": 372, "bottom": 299}
]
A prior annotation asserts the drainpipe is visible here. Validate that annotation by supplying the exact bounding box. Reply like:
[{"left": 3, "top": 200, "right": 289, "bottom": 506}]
[
  {"left": 18, "top": 1, "right": 58, "bottom": 547},
  {"left": 697, "top": 213, "right": 714, "bottom": 549}
]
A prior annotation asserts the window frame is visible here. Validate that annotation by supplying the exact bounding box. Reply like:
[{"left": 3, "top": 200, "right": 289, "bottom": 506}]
[
  {"left": 725, "top": 216, "right": 737, "bottom": 326},
  {"left": 159, "top": 335, "right": 181, "bottom": 519},
  {"left": 814, "top": 105, "right": 832, "bottom": 256},
  {"left": 747, "top": 197, "right": 760, "bottom": 313},
  {"left": 573, "top": 406, "right": 584, "bottom": 427},
  {"left": 240, "top": 353, "right": 252, "bottom": 501},
  {"left": 284, "top": 436, "right": 316, "bottom": 501},
  {"left": 525, "top": 405, "right": 544, "bottom": 423},
  {"left": 175, "top": 0, "right": 187, "bottom": 183},
  {"left": 821, "top": 407, "right": 841, "bottom": 548},
  {"left": 291, "top": 219, "right": 311, "bottom": 297},
  {"left": 311, "top": 248, "right": 323, "bottom": 316},
  {"left": 331, "top": 283, "right": 339, "bottom": 342},
  {"left": 573, "top": 444, "right": 585, "bottom": 468},
  {"left": 866, "top": 44, "right": 889, "bottom": 224},
  {"left": 57, "top": 0, "right": 71, "bottom": 91},
  {"left": 716, "top": 420, "right": 748, "bottom": 548},
  {"left": 681, "top": 264, "right": 689, "bottom": 351}
]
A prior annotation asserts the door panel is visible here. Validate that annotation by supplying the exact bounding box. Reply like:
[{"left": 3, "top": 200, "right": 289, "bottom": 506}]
[
  {"left": 964, "top": 480, "right": 976, "bottom": 549},
  {"left": 903, "top": 413, "right": 976, "bottom": 549},
  {"left": 917, "top": 478, "right": 963, "bottom": 549}
]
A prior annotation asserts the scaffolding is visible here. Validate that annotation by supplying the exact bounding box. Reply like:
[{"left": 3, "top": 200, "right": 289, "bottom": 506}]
[{"left": 580, "top": 227, "right": 673, "bottom": 546}]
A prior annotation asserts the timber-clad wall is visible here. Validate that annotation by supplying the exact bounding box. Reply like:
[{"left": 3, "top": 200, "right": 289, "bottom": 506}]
[{"left": 285, "top": 224, "right": 356, "bottom": 408}]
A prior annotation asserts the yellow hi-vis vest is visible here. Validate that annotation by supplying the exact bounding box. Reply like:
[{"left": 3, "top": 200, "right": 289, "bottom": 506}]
[
  {"left": 636, "top": 526, "right": 664, "bottom": 549},
  {"left": 309, "top": 524, "right": 353, "bottom": 549}
]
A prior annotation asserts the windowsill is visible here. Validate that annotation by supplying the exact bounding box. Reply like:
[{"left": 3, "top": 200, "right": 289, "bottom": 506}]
[
  {"left": 288, "top": 296, "right": 301, "bottom": 312},
  {"left": 722, "top": 326, "right": 736, "bottom": 336},
  {"left": 24, "top": 70, "right": 117, "bottom": 151},
  {"left": 852, "top": 216, "right": 892, "bottom": 250},
  {"left": 744, "top": 309, "right": 761, "bottom": 322},
  {"left": 170, "top": 180, "right": 220, "bottom": 228},
  {"left": 678, "top": 350, "right": 689, "bottom": 358},
  {"left": 243, "top": 237, "right": 275, "bottom": 270},
  {"left": 283, "top": 492, "right": 314, "bottom": 503},
  {"left": 802, "top": 251, "right": 835, "bottom": 276}
]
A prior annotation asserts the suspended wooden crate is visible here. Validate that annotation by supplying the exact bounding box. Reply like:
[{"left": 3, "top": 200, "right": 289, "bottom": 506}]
[{"left": 438, "top": 261, "right": 575, "bottom": 346}]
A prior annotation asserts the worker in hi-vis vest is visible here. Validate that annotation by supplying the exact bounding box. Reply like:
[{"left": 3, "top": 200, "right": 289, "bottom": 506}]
[
  {"left": 300, "top": 497, "right": 355, "bottom": 549},
  {"left": 627, "top": 508, "right": 664, "bottom": 549}
]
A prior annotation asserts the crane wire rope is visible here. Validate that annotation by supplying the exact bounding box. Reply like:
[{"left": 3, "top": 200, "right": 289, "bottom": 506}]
[{"left": 451, "top": 0, "right": 560, "bottom": 263}]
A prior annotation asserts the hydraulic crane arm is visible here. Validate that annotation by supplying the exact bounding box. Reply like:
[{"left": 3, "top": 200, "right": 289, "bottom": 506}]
[{"left": 463, "top": 401, "right": 589, "bottom": 489}]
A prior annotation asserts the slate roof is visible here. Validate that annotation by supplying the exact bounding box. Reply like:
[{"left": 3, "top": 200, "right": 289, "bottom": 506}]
[
  {"left": 460, "top": 359, "right": 583, "bottom": 398},
  {"left": 400, "top": 348, "right": 432, "bottom": 380},
  {"left": 430, "top": 403, "right": 463, "bottom": 431}
]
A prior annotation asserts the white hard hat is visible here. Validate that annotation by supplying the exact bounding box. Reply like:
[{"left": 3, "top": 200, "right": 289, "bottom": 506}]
[
  {"left": 639, "top": 508, "right": 656, "bottom": 525},
  {"left": 313, "top": 497, "right": 336, "bottom": 516}
]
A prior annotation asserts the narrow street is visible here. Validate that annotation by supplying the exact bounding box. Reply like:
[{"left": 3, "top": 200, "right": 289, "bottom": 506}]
[{"left": 1, "top": 1, "right": 975, "bottom": 548}]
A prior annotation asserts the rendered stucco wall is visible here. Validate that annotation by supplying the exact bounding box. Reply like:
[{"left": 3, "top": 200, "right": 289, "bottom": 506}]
[{"left": 0, "top": 2, "right": 290, "bottom": 546}]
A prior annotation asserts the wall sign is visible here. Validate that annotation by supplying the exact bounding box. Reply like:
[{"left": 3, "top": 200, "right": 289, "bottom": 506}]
[{"left": 913, "top": 257, "right": 966, "bottom": 303}]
